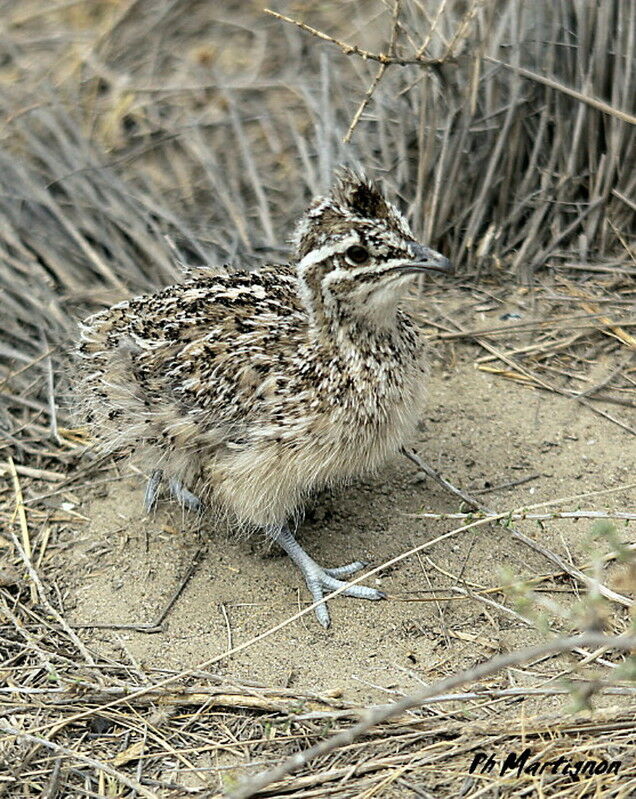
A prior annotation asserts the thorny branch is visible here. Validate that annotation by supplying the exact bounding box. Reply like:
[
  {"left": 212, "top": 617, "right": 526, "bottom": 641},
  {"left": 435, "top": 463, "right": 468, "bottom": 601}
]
[
  {"left": 411, "top": 510, "right": 636, "bottom": 522},
  {"left": 265, "top": 5, "right": 452, "bottom": 142},
  {"left": 265, "top": 6, "right": 636, "bottom": 139},
  {"left": 264, "top": 8, "right": 448, "bottom": 66}
]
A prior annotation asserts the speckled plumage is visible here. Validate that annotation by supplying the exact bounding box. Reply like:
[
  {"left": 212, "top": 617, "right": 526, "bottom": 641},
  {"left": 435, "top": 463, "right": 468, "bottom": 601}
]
[{"left": 76, "top": 170, "right": 452, "bottom": 625}]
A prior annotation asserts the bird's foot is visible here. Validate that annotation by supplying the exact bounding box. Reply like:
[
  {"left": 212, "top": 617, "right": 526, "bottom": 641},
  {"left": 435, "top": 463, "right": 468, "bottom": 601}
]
[
  {"left": 269, "top": 526, "right": 385, "bottom": 628},
  {"left": 168, "top": 478, "right": 203, "bottom": 512},
  {"left": 301, "top": 559, "right": 385, "bottom": 628},
  {"left": 143, "top": 469, "right": 202, "bottom": 513}
]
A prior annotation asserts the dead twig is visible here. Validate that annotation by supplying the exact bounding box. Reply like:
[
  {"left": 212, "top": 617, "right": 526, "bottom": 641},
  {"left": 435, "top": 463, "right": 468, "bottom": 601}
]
[
  {"left": 72, "top": 546, "right": 204, "bottom": 633},
  {"left": 483, "top": 55, "right": 636, "bottom": 126},
  {"left": 7, "top": 518, "right": 97, "bottom": 667},
  {"left": 410, "top": 509, "right": 636, "bottom": 522},
  {"left": 263, "top": 9, "right": 447, "bottom": 66}
]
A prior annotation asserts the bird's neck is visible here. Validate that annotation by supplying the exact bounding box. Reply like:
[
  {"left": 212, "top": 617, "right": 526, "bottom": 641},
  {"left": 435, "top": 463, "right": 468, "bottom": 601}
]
[{"left": 296, "top": 262, "right": 405, "bottom": 356}]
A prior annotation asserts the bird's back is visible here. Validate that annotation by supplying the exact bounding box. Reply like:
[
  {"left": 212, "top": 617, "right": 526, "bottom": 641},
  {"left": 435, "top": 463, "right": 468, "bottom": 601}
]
[{"left": 76, "top": 264, "right": 306, "bottom": 468}]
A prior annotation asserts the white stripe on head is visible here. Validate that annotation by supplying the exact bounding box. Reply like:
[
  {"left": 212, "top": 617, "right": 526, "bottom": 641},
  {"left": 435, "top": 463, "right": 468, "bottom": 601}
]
[{"left": 296, "top": 233, "right": 361, "bottom": 272}]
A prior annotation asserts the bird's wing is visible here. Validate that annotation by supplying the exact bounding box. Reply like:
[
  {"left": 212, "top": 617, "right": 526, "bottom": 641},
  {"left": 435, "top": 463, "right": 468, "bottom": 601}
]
[{"left": 77, "top": 265, "right": 305, "bottom": 442}]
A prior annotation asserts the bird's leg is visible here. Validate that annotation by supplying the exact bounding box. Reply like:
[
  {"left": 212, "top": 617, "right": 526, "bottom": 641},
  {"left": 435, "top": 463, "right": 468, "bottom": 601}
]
[
  {"left": 168, "top": 478, "right": 203, "bottom": 512},
  {"left": 144, "top": 468, "right": 163, "bottom": 513},
  {"left": 268, "top": 524, "right": 385, "bottom": 628}
]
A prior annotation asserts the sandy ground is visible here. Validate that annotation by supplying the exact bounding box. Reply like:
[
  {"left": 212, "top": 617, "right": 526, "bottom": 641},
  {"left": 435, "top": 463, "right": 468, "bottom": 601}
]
[{"left": 51, "top": 330, "right": 634, "bottom": 711}]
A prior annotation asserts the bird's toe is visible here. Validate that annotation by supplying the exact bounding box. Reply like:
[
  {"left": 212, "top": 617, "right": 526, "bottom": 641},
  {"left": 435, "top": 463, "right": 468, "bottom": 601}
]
[
  {"left": 143, "top": 469, "right": 163, "bottom": 513},
  {"left": 323, "top": 560, "right": 368, "bottom": 578}
]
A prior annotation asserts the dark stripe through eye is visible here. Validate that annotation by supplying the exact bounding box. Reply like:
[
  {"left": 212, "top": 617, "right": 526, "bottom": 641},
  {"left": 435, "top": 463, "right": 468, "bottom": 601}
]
[{"left": 345, "top": 245, "right": 369, "bottom": 264}]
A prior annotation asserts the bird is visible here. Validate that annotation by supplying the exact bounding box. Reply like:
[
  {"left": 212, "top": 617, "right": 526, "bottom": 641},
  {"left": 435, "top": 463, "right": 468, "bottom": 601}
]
[{"left": 76, "top": 169, "right": 452, "bottom": 627}]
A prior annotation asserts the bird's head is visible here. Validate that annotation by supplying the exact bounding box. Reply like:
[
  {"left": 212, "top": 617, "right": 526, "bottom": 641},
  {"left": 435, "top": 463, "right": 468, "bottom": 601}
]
[{"left": 293, "top": 169, "right": 452, "bottom": 327}]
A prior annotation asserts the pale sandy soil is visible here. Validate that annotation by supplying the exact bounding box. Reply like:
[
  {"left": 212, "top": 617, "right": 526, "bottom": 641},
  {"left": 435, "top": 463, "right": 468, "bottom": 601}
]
[{"left": 52, "top": 310, "right": 633, "bottom": 711}]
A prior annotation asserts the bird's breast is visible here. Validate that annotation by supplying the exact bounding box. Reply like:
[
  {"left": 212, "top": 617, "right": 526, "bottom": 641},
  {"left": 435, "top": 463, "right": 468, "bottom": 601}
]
[{"left": 289, "top": 346, "right": 428, "bottom": 480}]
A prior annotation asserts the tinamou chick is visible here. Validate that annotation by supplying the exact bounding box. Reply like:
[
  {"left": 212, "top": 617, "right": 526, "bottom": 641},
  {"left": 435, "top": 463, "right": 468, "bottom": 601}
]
[{"left": 76, "top": 169, "right": 452, "bottom": 627}]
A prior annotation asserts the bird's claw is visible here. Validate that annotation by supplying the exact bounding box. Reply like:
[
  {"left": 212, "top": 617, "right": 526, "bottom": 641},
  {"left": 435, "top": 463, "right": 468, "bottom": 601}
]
[{"left": 144, "top": 469, "right": 163, "bottom": 513}]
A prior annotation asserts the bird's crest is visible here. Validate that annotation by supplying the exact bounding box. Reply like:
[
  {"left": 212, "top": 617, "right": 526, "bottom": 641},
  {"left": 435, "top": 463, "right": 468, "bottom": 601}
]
[
  {"left": 331, "top": 168, "right": 391, "bottom": 220},
  {"left": 292, "top": 168, "right": 406, "bottom": 259}
]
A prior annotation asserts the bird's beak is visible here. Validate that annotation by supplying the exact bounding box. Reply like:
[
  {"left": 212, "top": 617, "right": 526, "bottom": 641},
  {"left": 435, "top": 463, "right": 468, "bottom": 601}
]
[{"left": 396, "top": 242, "right": 453, "bottom": 275}]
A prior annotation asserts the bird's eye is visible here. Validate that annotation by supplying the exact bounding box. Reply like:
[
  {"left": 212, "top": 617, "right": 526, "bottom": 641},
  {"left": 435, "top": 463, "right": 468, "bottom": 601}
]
[{"left": 345, "top": 245, "right": 370, "bottom": 265}]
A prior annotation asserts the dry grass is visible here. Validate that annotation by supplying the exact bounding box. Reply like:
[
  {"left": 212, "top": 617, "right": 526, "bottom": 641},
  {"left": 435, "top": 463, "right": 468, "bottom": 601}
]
[{"left": 0, "top": 1, "right": 635, "bottom": 796}]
